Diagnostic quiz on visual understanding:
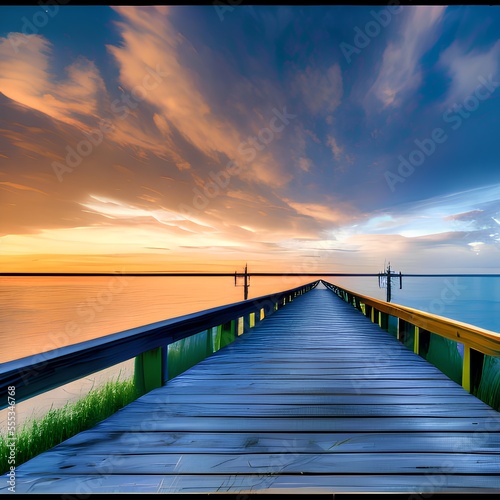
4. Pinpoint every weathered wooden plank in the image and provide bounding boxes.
[95,403,494,418]
[179,367,446,375]
[92,416,500,433]
[193,360,431,367]
[196,358,432,367]
[174,374,453,380]
[4,473,500,494]
[51,430,500,455]
[133,394,480,406]
[164,379,463,389]
[202,348,416,356]
[154,385,469,395]
[17,451,500,475]
[139,386,472,397]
